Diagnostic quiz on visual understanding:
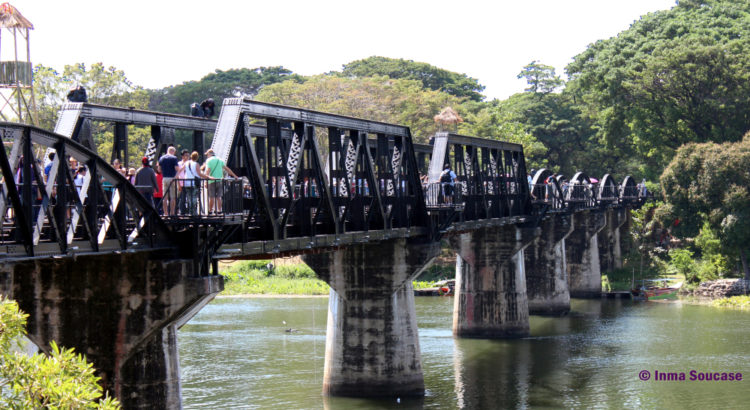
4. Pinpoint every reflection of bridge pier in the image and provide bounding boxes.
[0,252,222,409]
[525,214,574,315]
[567,210,607,298]
[453,338,533,409]
[303,238,438,397]
[450,225,538,338]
